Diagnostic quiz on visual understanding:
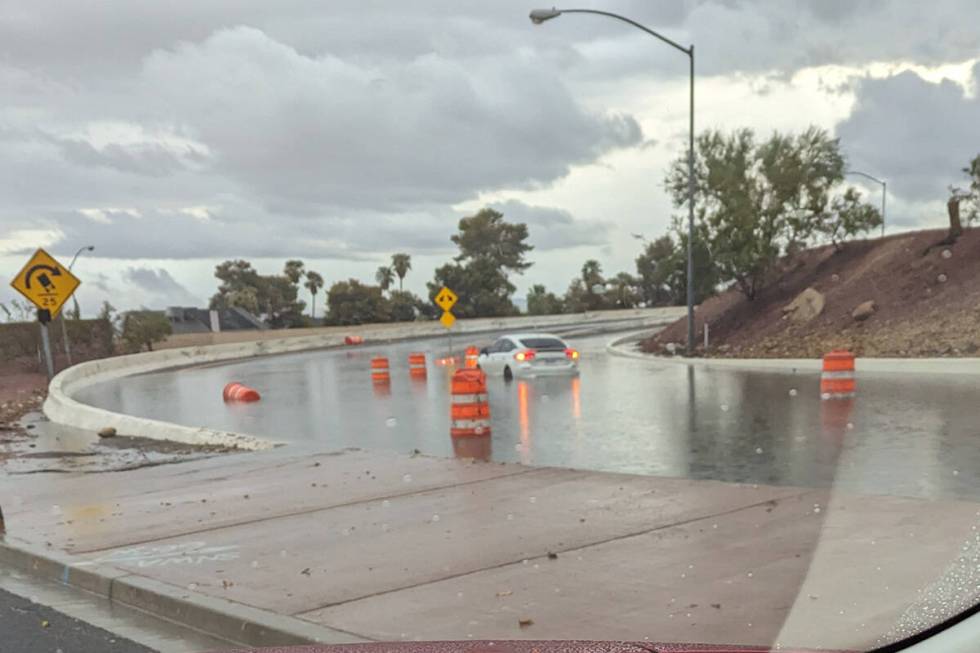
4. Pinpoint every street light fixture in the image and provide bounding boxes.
[529,7,697,354]
[61,245,95,366]
[846,170,887,238]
